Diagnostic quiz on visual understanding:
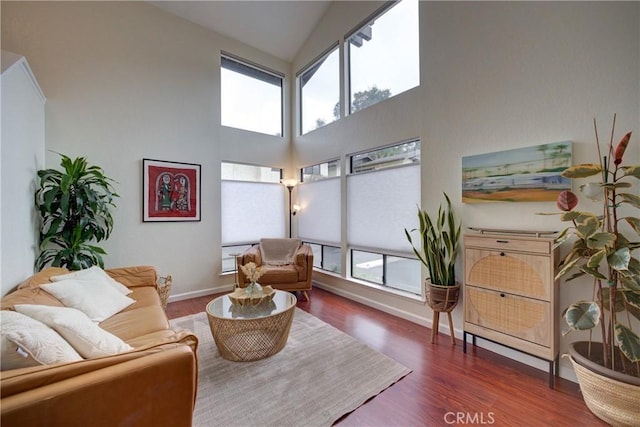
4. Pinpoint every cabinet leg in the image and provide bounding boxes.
[463,332,467,353]
[431,311,440,343]
[447,311,455,345]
